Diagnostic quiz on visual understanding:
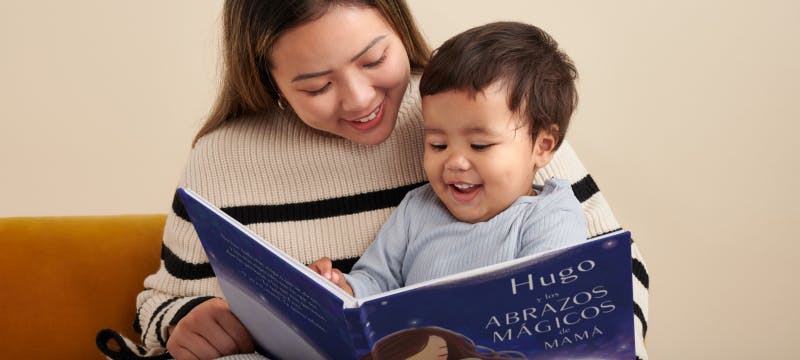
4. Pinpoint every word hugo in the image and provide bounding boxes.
[509,259,596,295]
